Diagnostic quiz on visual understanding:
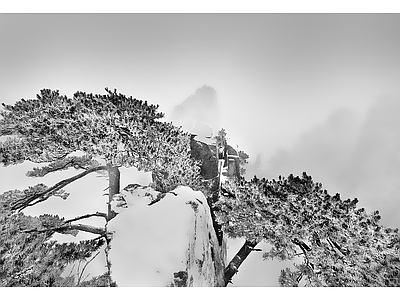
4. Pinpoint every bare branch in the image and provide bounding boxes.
[23,223,106,236]
[90,234,107,242]
[64,212,108,223]
[292,238,312,252]
[57,223,107,236]
[327,236,346,257]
